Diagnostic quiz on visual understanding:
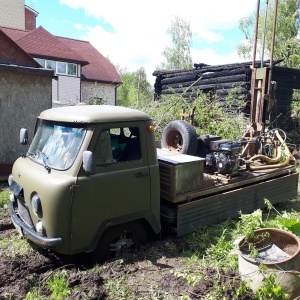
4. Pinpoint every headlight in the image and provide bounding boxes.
[31,194,42,217]
[8,174,13,187]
